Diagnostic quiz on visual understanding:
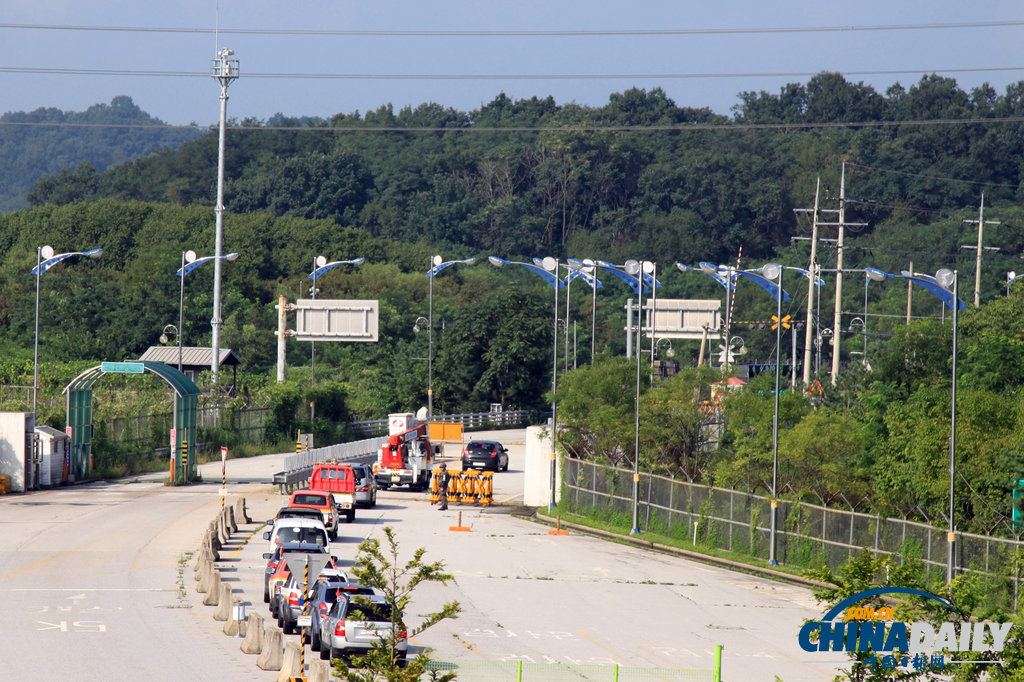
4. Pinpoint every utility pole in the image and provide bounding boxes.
[799,179,821,387]
[963,193,1000,307]
[209,47,239,382]
[829,162,868,386]
[830,166,846,387]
